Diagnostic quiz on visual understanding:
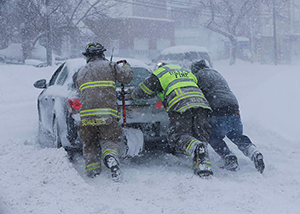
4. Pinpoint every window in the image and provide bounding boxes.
[56,66,69,85]
[116,67,150,87]
[49,63,65,86]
